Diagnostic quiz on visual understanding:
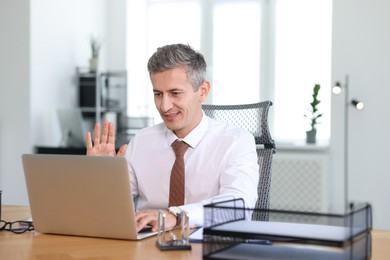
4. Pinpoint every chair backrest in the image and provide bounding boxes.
[202,101,276,221]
